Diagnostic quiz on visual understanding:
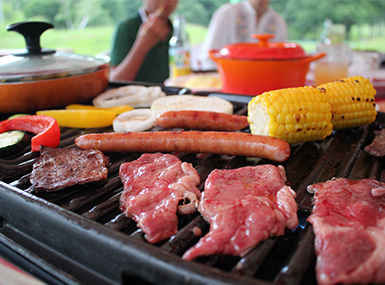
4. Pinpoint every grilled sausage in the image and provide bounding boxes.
[155,110,249,131]
[75,131,291,162]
